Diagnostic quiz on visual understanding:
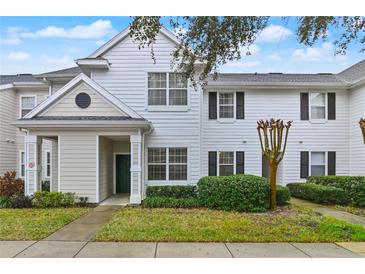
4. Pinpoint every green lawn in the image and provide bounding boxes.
[94,206,365,242]
[335,206,365,218]
[0,208,90,240]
